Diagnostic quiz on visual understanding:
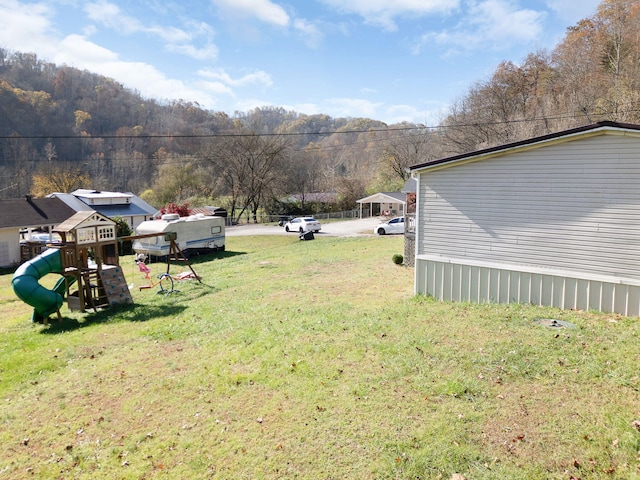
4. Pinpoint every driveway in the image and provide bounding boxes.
[226,217,383,237]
